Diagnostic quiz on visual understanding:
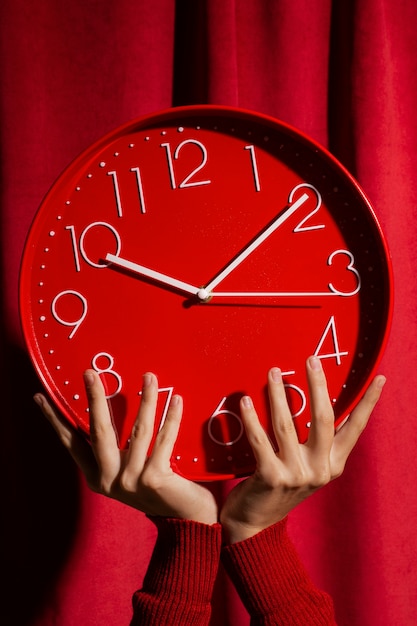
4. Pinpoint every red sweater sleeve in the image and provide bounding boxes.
[221,517,337,626]
[130,517,222,626]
